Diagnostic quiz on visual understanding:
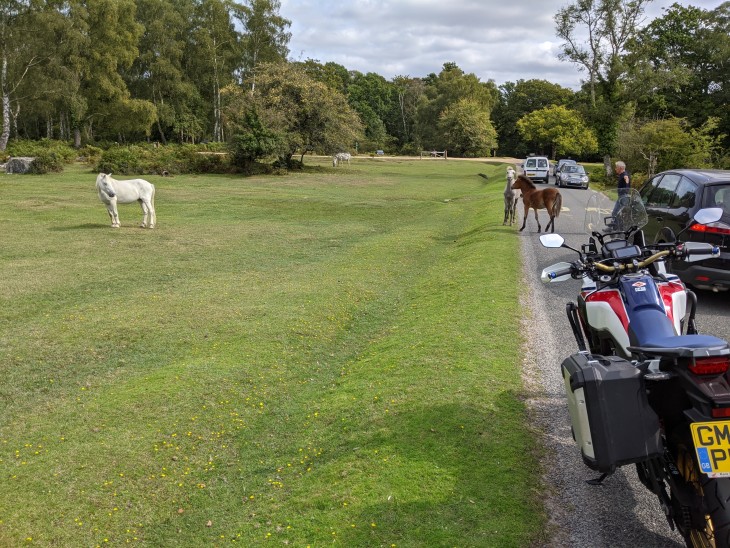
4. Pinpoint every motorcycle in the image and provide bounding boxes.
[540,189,730,547]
